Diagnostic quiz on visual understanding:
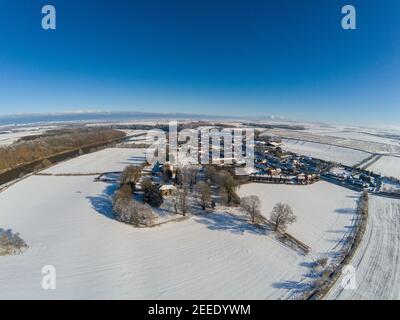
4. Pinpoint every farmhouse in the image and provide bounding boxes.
[267,141,282,148]
[159,184,176,196]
